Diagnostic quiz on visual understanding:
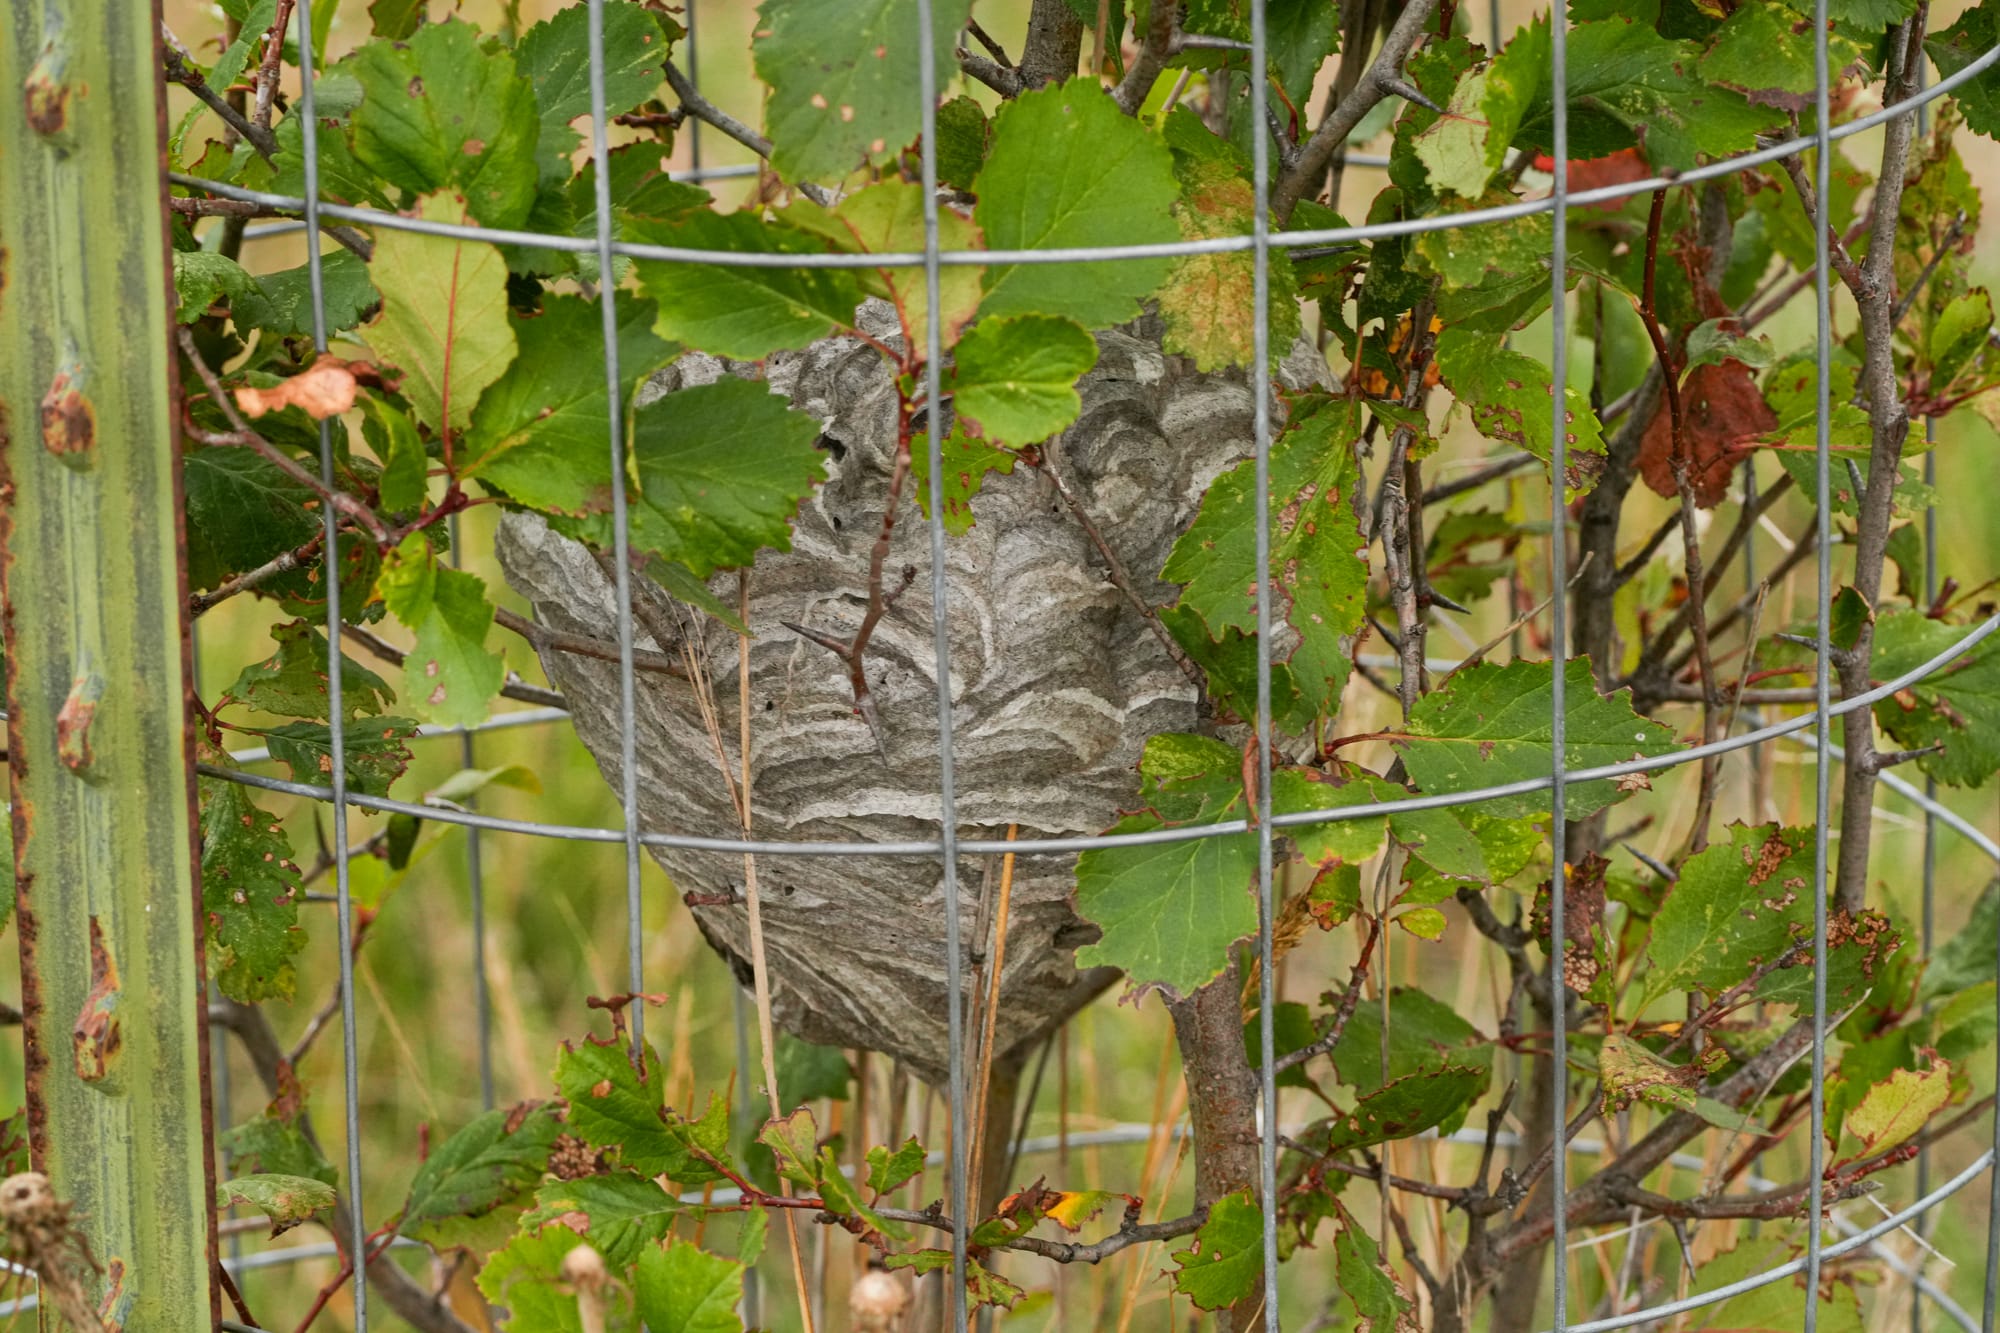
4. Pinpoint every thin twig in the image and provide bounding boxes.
[1112,0,1178,115]
[192,533,325,615]
[491,605,687,679]
[162,41,279,157]
[1272,919,1381,1074]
